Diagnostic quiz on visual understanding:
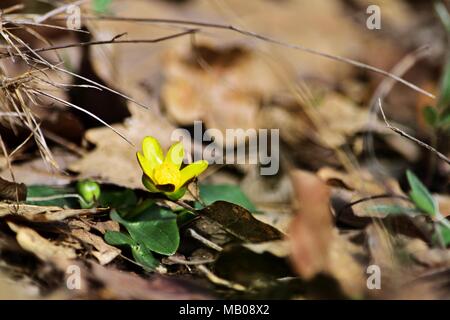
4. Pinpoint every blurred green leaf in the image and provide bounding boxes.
[423,106,438,127]
[198,184,256,212]
[93,0,112,13]
[438,113,450,128]
[26,185,79,208]
[439,57,450,109]
[406,170,439,217]
[432,223,450,247]
[111,204,179,255]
